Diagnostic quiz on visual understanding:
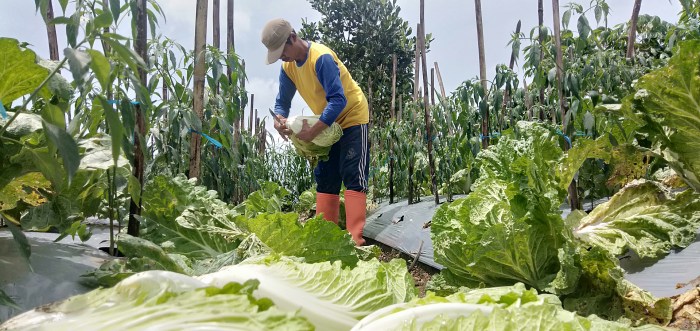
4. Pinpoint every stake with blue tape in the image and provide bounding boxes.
[190,128,223,149]
[0,100,8,119]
